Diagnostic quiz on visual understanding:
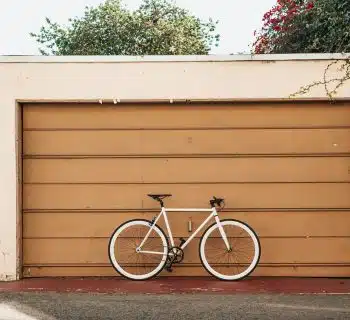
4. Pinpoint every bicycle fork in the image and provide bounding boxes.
[214,212,232,252]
